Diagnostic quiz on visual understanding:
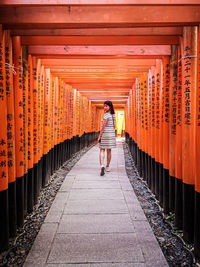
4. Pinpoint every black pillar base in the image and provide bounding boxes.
[16,176,24,228]
[175,178,183,229]
[27,167,34,213]
[155,160,160,199]
[169,175,175,212]
[159,163,164,206]
[194,191,200,258]
[24,172,28,217]
[0,189,9,252]
[151,158,155,194]
[183,183,195,243]
[163,168,170,214]
[8,181,17,237]
[147,155,151,188]
[33,163,39,205]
